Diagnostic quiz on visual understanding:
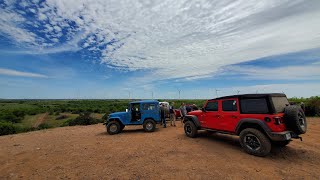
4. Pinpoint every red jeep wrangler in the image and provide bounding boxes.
[183,93,307,156]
